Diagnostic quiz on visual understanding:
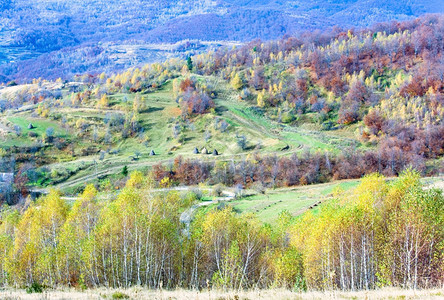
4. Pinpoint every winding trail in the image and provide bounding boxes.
[30,176,444,238]
[179,190,235,235]
[27,90,303,193]
[31,144,304,193]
